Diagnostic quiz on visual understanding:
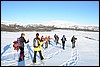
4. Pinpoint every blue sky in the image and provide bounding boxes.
[1,1,99,25]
